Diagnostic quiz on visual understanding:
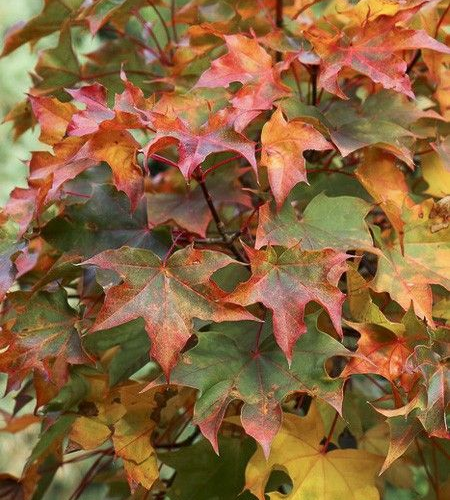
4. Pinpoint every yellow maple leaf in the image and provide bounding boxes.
[245,403,382,500]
